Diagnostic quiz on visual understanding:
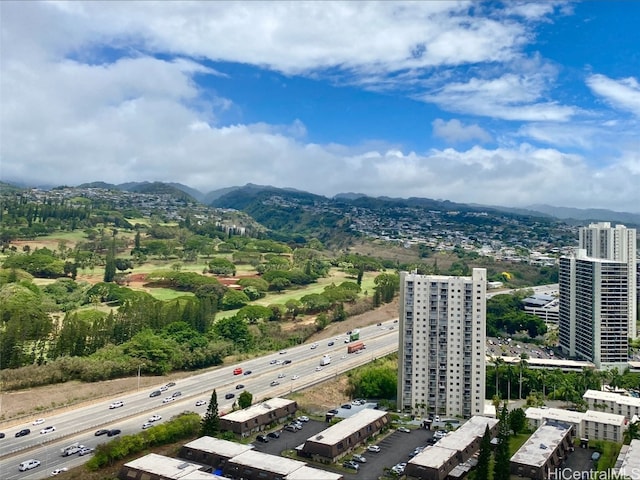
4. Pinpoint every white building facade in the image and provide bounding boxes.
[397,269,486,418]
[559,223,637,371]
